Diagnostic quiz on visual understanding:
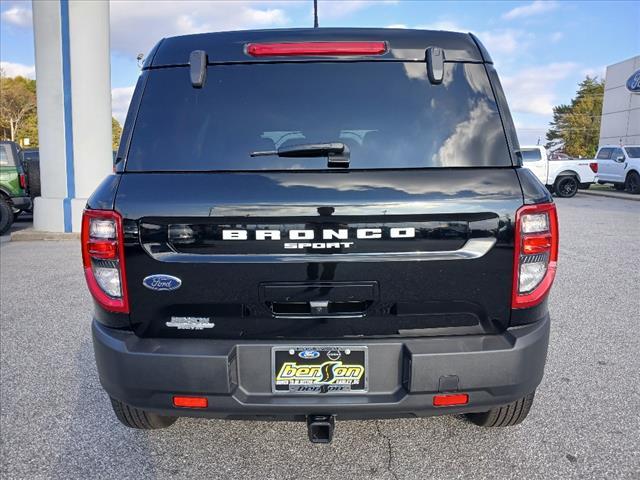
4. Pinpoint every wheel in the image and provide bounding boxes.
[24,158,41,198]
[553,176,578,198]
[625,171,640,194]
[0,196,14,235]
[109,397,177,429]
[466,391,535,427]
